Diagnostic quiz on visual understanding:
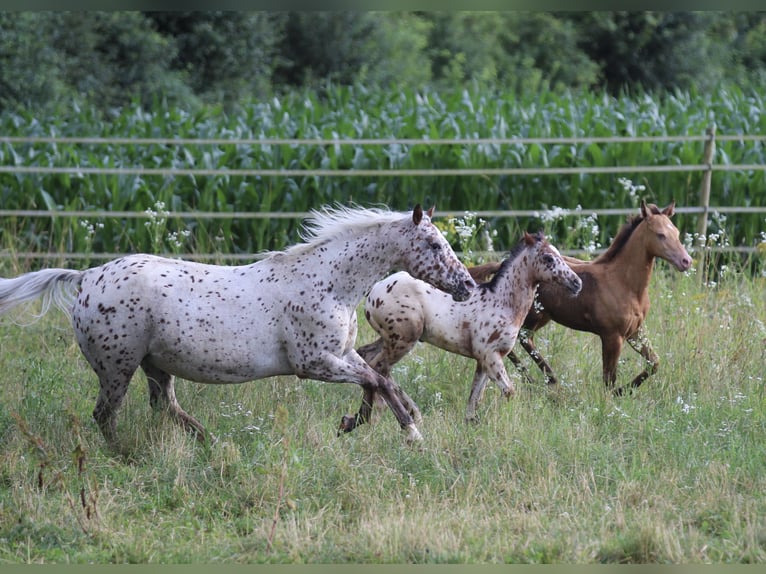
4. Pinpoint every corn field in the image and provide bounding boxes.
[1,84,765,265]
